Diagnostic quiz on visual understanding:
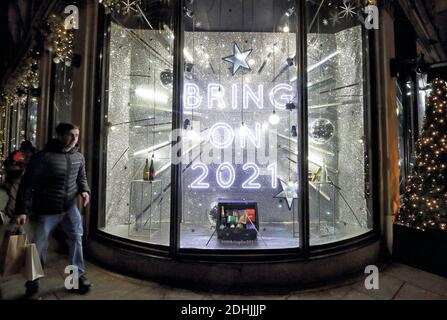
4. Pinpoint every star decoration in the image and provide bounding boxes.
[222,43,253,75]
[274,179,298,210]
[339,1,357,19]
[121,0,139,14]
